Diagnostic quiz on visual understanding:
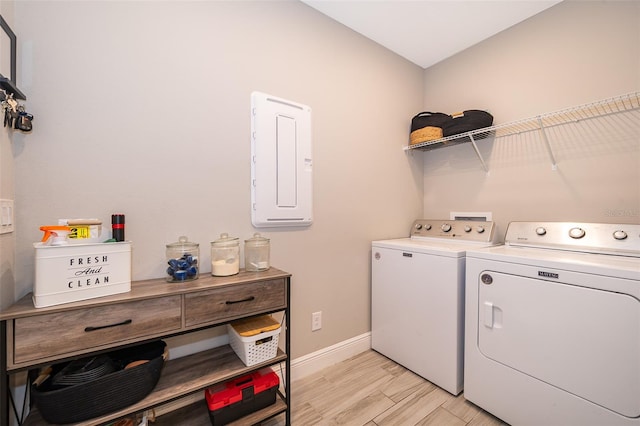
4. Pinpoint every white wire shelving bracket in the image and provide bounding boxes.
[404,91,640,172]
